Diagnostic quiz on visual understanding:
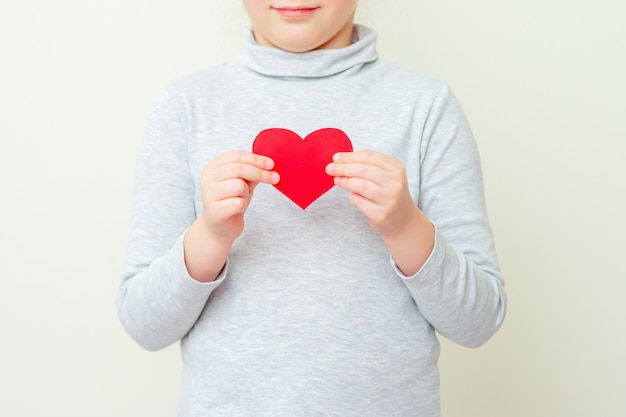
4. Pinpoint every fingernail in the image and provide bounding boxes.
[271,172,280,184]
[333,153,342,162]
